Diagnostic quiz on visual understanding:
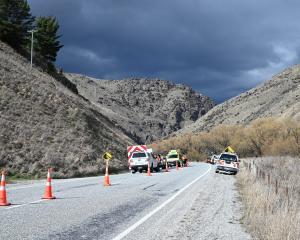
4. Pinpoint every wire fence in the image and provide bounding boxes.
[243,160,292,209]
